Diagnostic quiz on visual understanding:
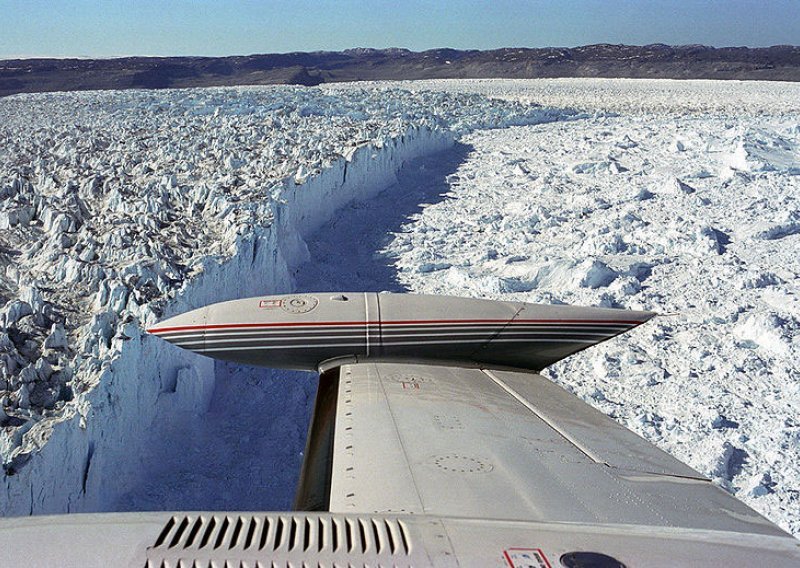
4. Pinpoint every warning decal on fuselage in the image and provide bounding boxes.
[503,548,552,568]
